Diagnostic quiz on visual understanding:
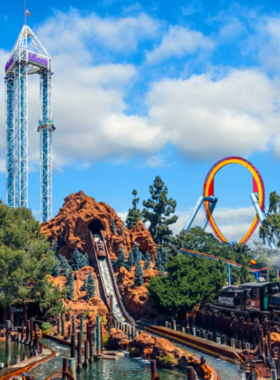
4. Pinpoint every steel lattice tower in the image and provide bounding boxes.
[5,24,55,222]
